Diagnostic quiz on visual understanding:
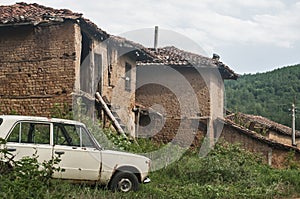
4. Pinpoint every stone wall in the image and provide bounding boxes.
[0,21,78,116]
